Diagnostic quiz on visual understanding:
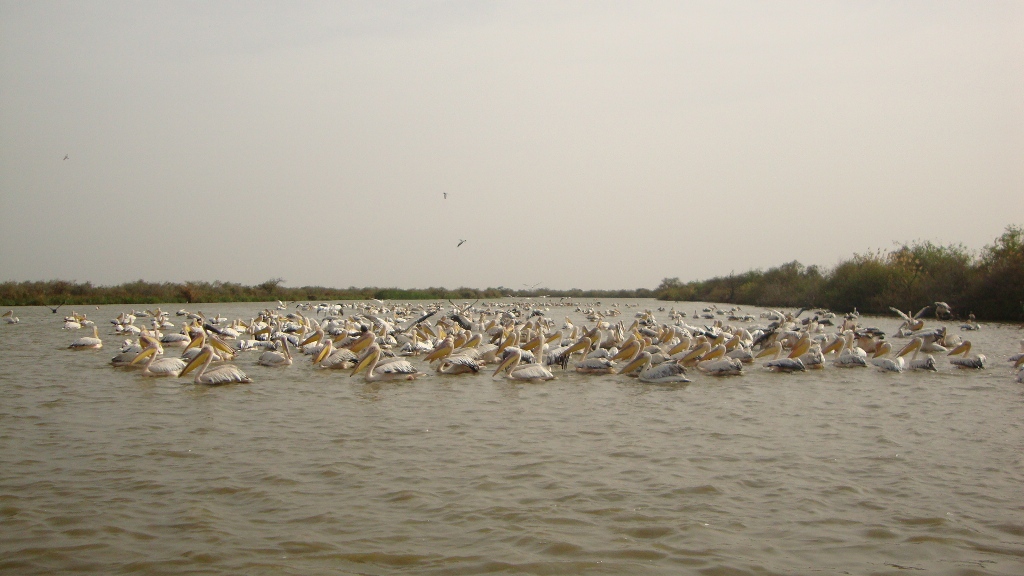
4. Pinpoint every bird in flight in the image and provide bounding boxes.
[457,239,466,247]
[63,155,69,160]
[443,192,447,199]
[47,302,64,313]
